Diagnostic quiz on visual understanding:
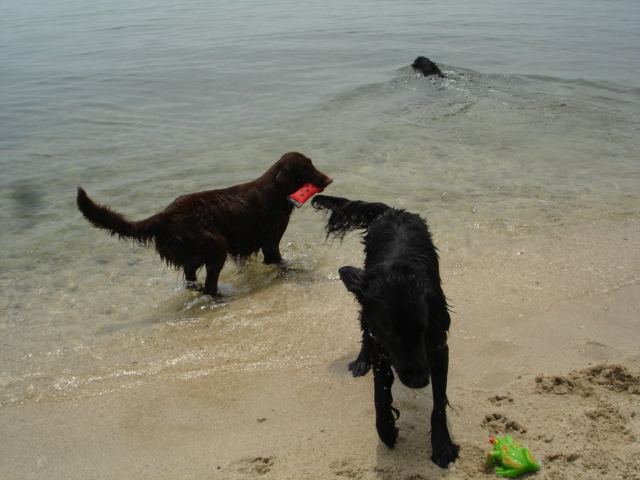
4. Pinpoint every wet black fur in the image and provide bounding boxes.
[411,56,444,77]
[312,194,459,468]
